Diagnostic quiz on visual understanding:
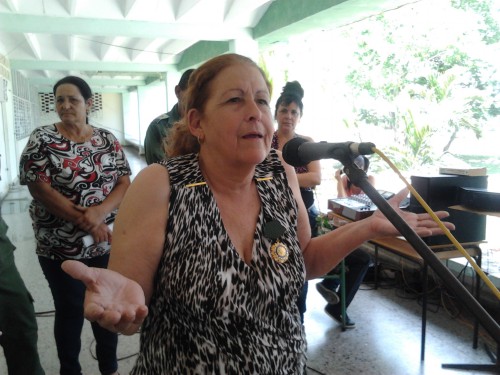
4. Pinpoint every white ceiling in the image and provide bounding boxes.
[0,0,412,92]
